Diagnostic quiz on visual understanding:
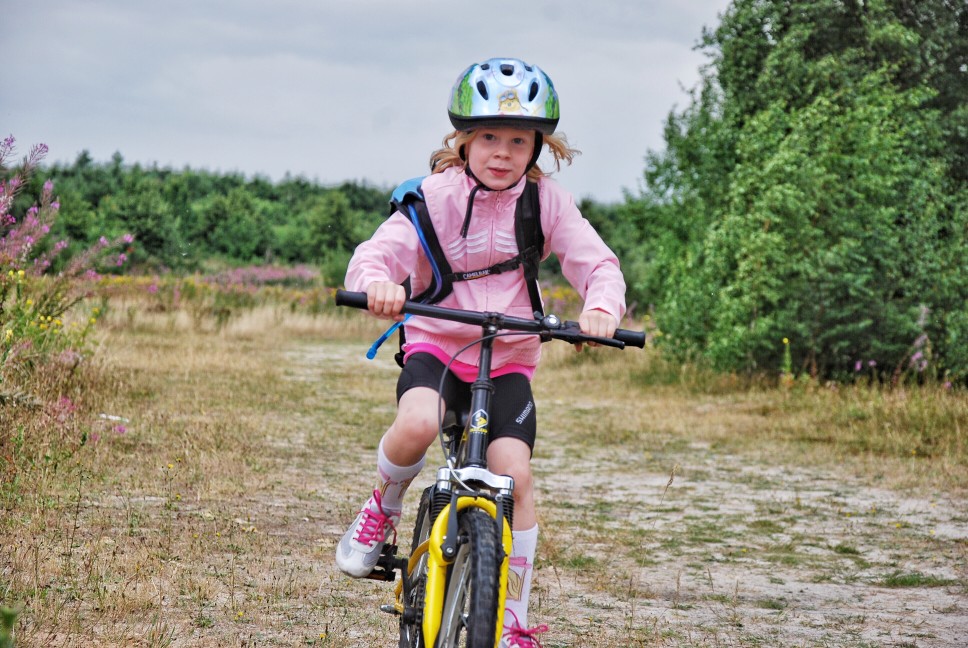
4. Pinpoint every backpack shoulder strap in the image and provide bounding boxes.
[389,176,425,215]
[514,181,545,318]
[389,177,453,305]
